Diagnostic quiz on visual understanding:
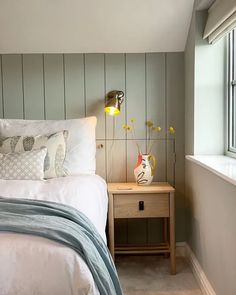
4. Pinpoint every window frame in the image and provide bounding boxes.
[226,30,236,158]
